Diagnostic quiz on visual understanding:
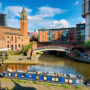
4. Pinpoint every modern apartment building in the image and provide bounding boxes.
[38,23,85,44]
[82,0,90,42]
